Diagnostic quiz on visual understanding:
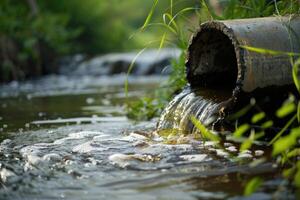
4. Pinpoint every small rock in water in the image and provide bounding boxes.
[237,152,253,160]
[226,146,238,153]
[254,150,264,157]
[215,149,229,158]
[224,142,233,147]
